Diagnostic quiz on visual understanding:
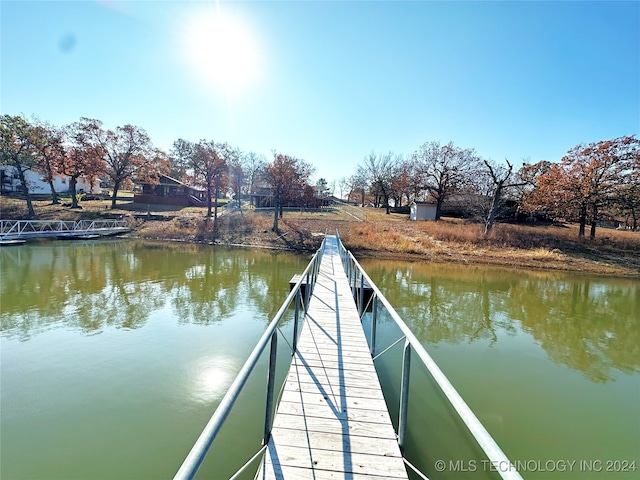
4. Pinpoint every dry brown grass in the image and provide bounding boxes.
[327,208,640,276]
